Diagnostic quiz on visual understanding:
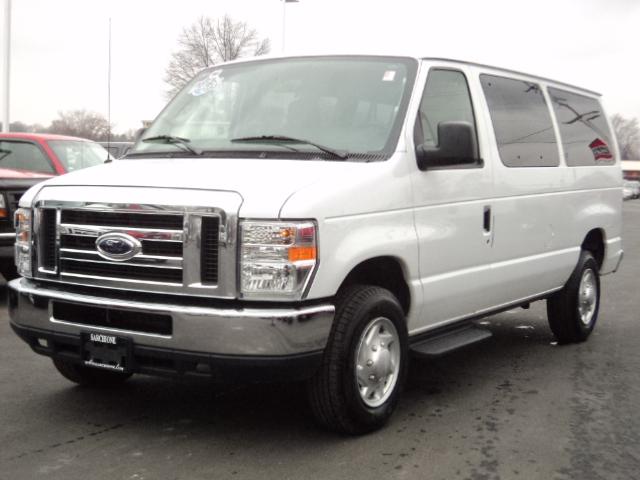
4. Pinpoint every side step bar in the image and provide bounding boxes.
[410,325,492,358]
